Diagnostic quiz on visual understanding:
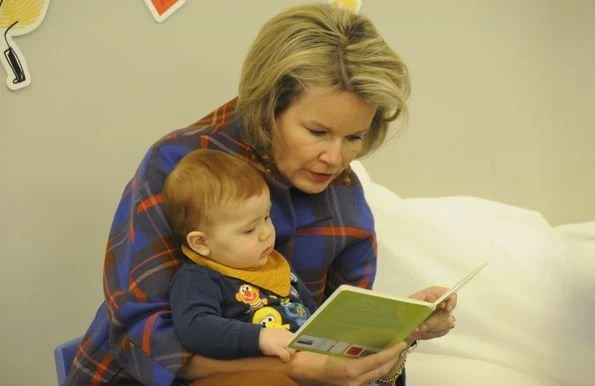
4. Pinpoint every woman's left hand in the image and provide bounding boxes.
[407,286,458,341]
